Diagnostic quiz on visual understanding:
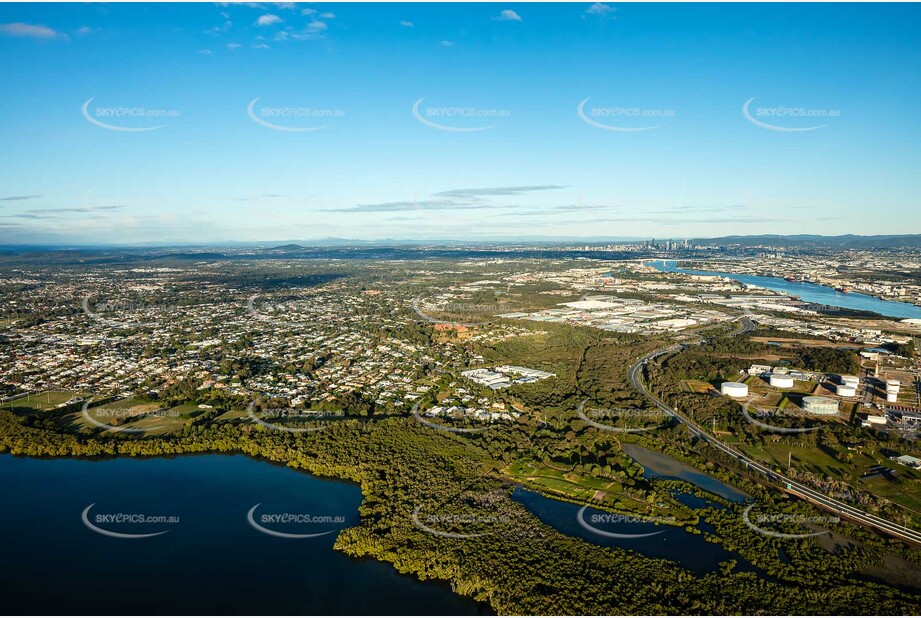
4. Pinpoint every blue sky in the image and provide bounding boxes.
[0,2,919,245]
